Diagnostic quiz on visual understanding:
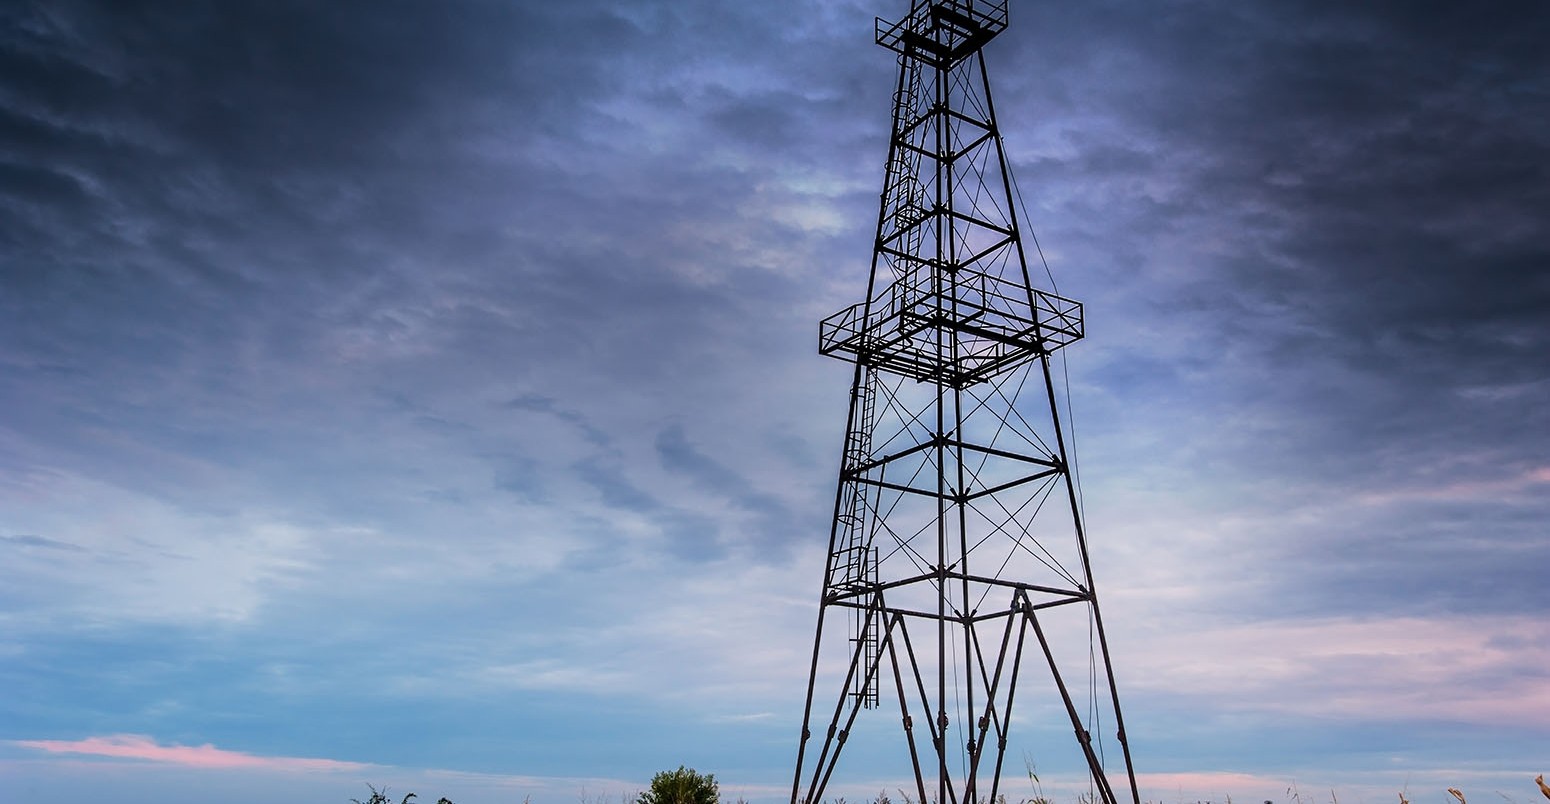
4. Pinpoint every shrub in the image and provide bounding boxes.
[638,765,719,804]
[350,784,452,804]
